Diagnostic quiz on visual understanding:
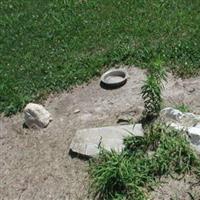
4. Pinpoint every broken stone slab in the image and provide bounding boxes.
[187,127,200,146]
[165,122,200,154]
[160,107,200,127]
[179,113,200,127]
[158,107,200,154]
[191,144,200,155]
[167,122,186,131]
[160,107,183,121]
[187,127,200,154]
[24,103,52,128]
[69,124,144,157]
